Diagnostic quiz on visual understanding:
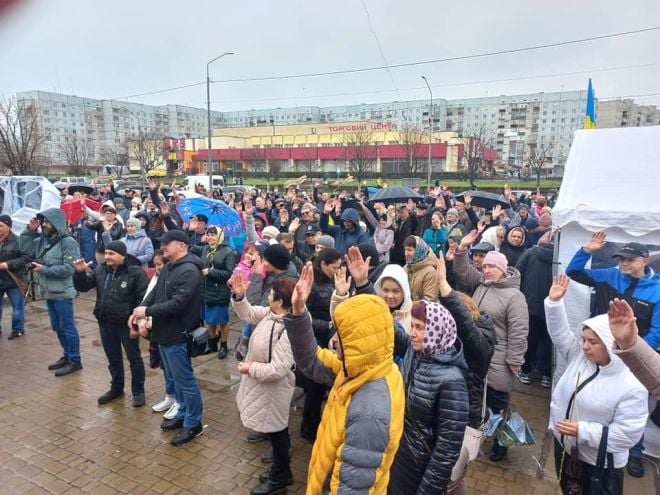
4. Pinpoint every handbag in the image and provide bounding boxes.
[187,326,210,358]
[588,425,615,495]
[451,378,489,481]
